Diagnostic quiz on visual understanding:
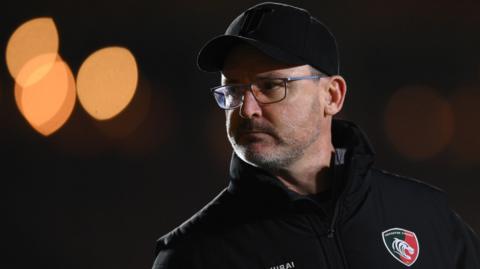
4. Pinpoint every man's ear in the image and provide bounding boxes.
[324,75,347,116]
